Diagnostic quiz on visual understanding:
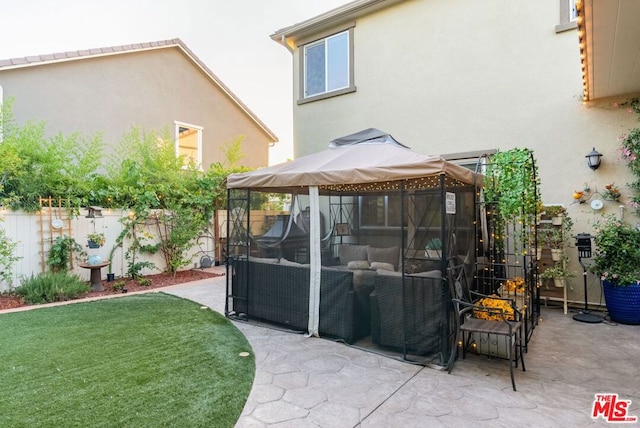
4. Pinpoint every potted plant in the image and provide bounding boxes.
[87,232,105,249]
[546,228,566,261]
[544,205,566,225]
[106,244,119,281]
[539,211,573,261]
[590,216,640,324]
[540,257,577,288]
[424,238,442,259]
[105,223,131,282]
